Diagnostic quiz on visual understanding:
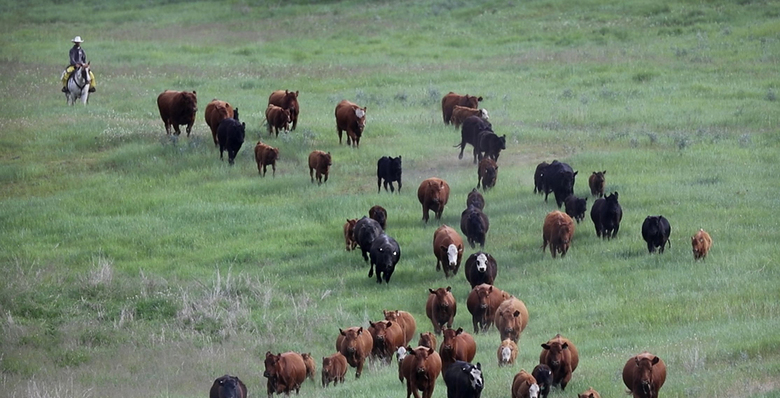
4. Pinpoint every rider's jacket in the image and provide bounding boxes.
[69,45,86,66]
